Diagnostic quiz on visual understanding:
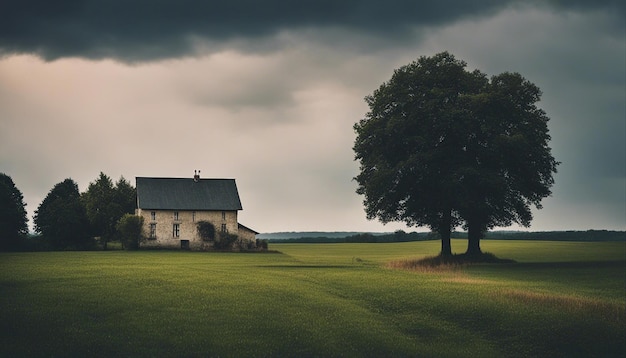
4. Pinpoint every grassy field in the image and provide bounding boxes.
[1,239,624,357]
